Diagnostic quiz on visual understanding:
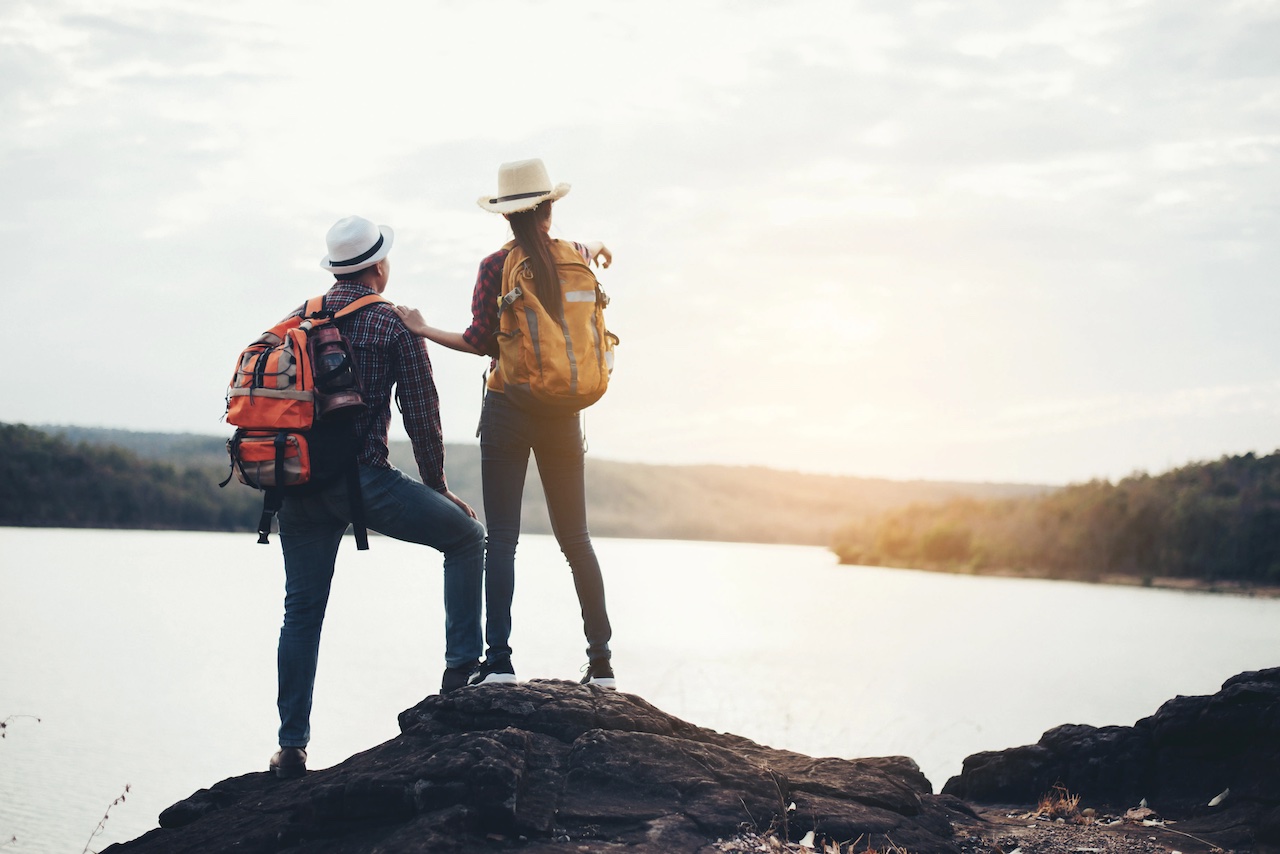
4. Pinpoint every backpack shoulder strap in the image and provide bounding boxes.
[549,239,593,267]
[303,295,327,318]
[333,293,391,319]
[295,293,389,329]
[497,245,524,304]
